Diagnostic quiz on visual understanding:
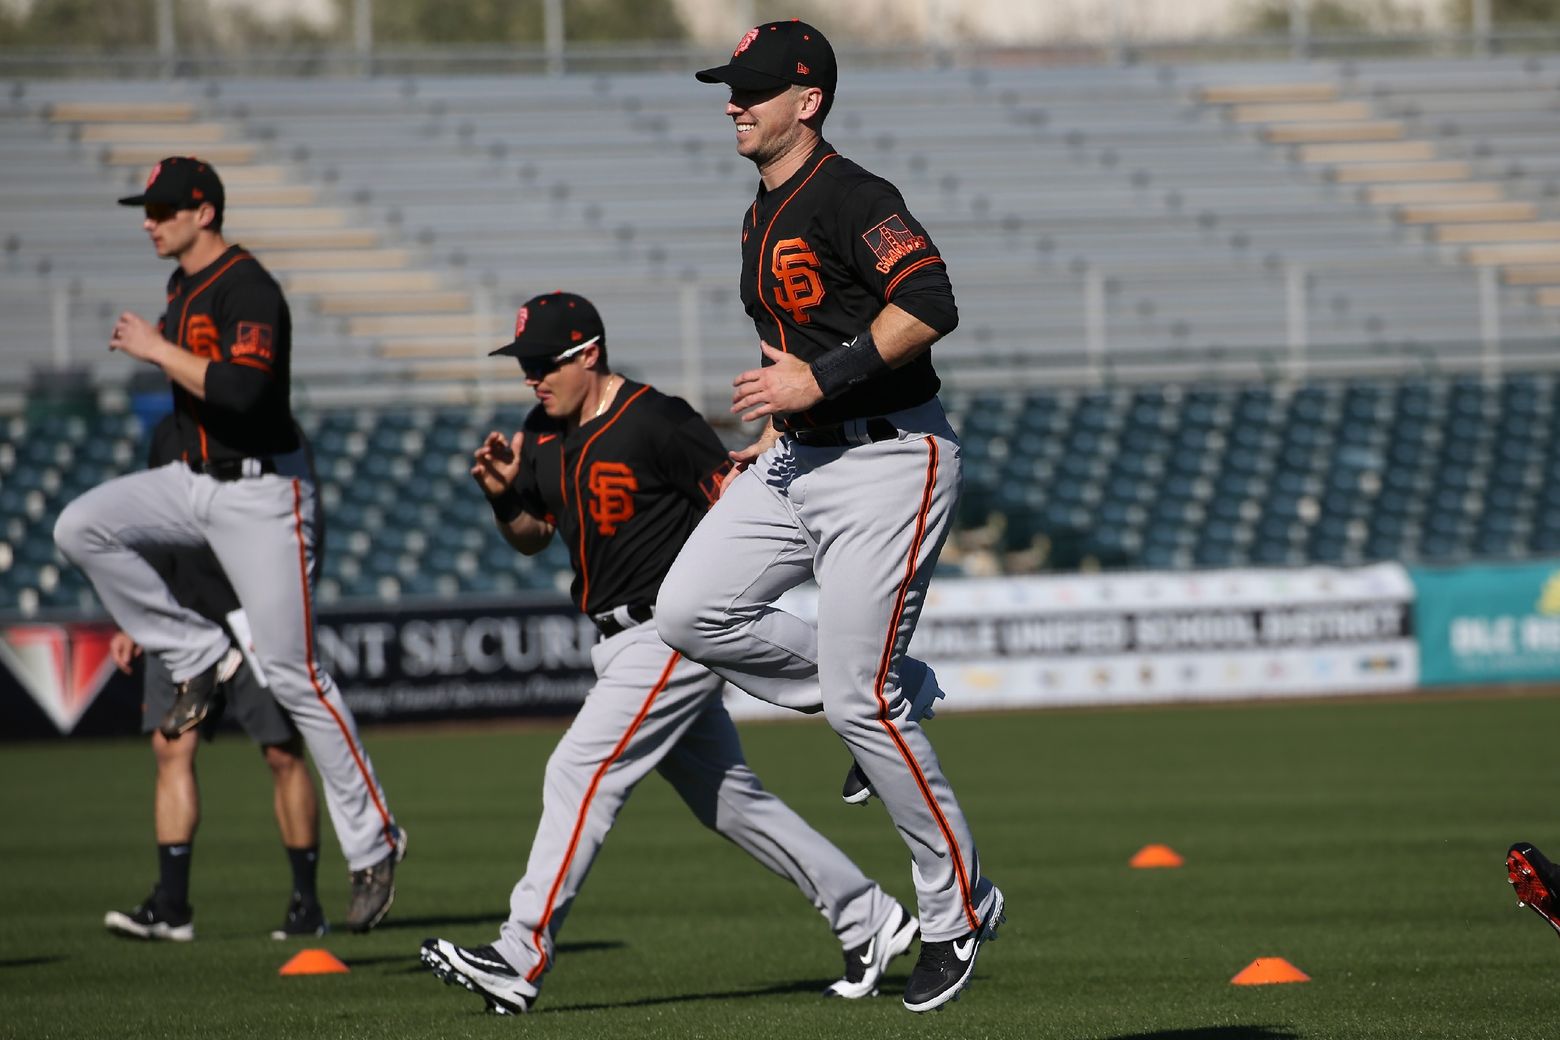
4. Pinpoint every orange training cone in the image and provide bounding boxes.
[1230,957,1310,985]
[279,948,351,976]
[1130,844,1185,868]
